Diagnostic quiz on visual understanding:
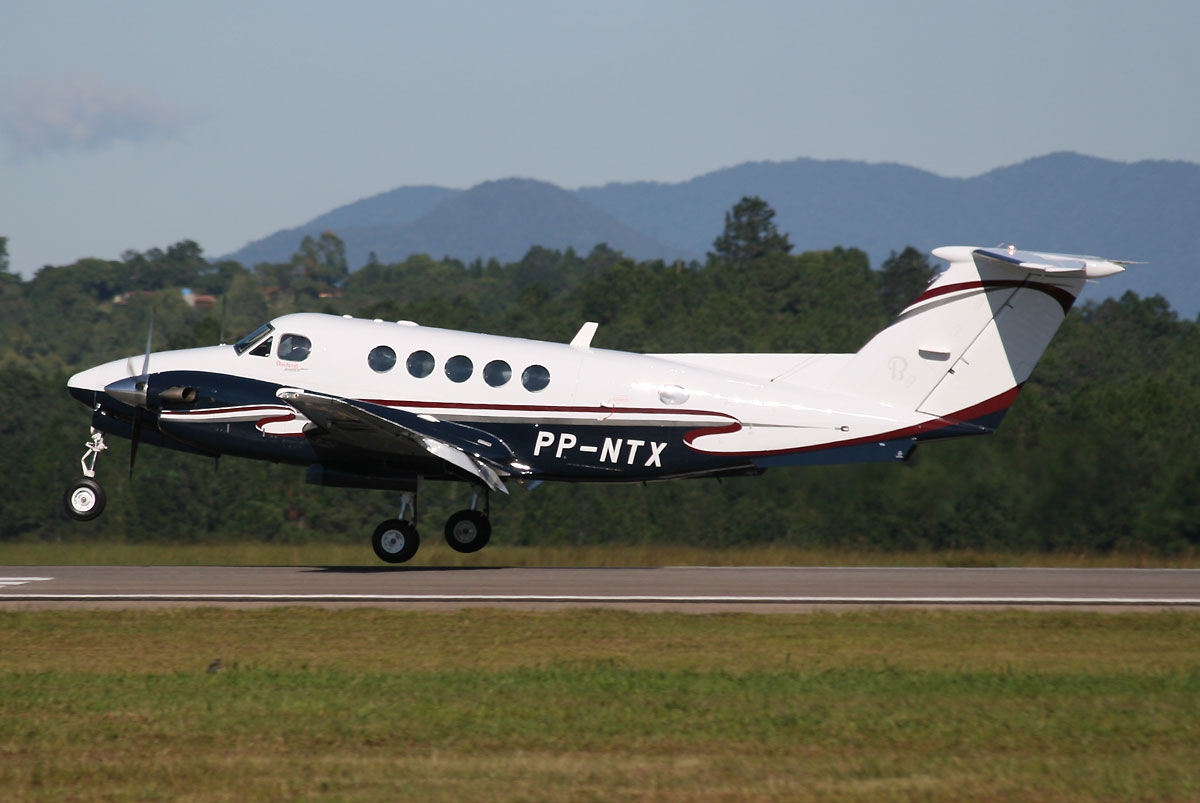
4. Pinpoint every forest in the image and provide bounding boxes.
[1,198,1197,555]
